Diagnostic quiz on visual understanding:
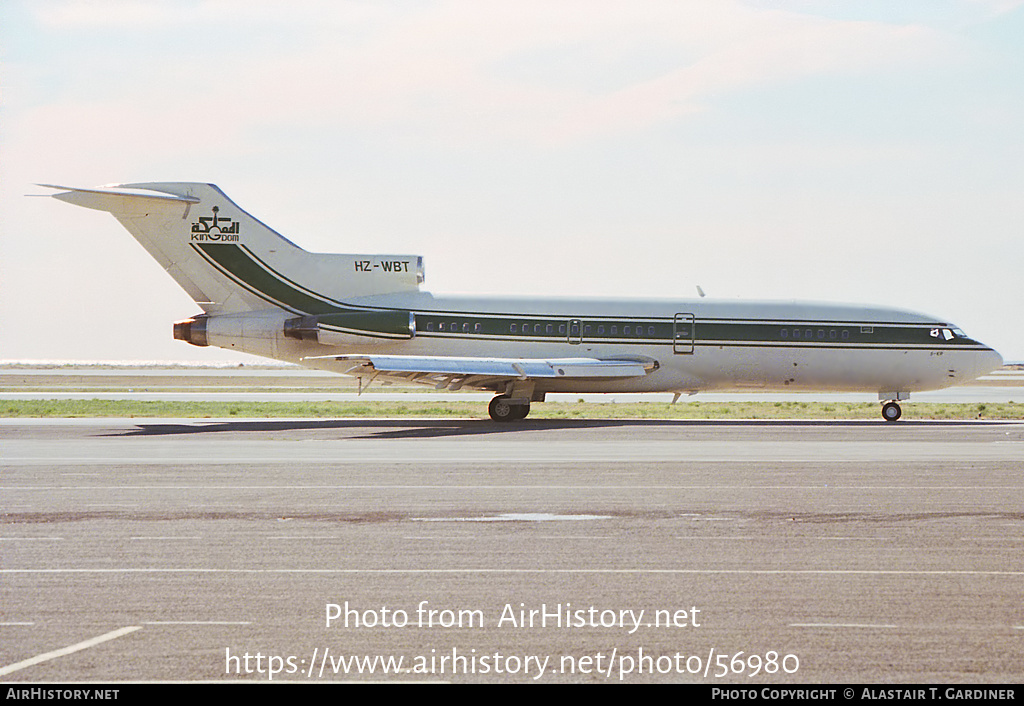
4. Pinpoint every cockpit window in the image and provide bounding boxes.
[931,327,962,341]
